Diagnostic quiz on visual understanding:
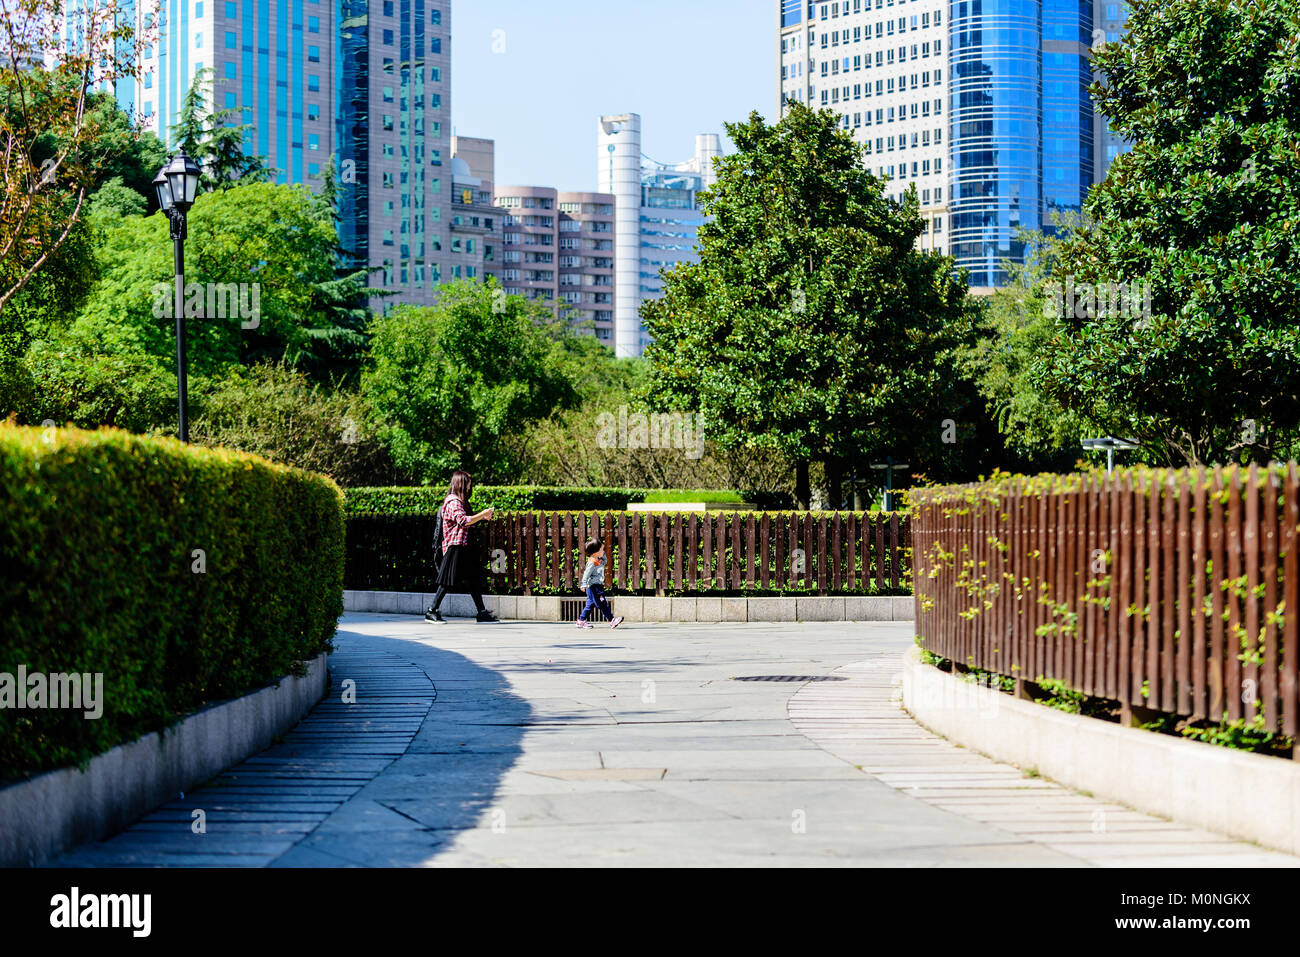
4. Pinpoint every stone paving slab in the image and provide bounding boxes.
[788,658,1299,867]
[50,615,1300,867]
